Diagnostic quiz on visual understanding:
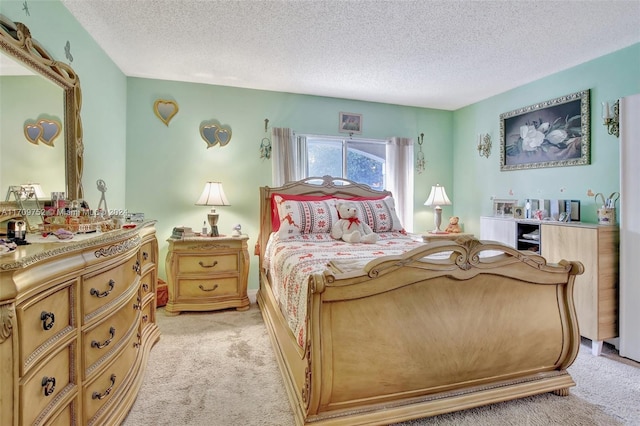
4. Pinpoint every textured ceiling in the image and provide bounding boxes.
[61,0,640,110]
